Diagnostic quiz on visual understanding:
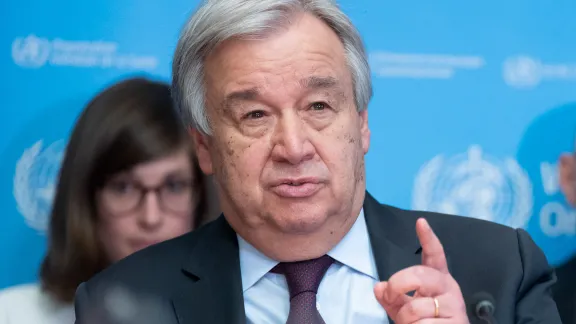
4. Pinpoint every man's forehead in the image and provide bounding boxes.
[220,75,344,103]
[229,75,340,91]
[299,76,339,89]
